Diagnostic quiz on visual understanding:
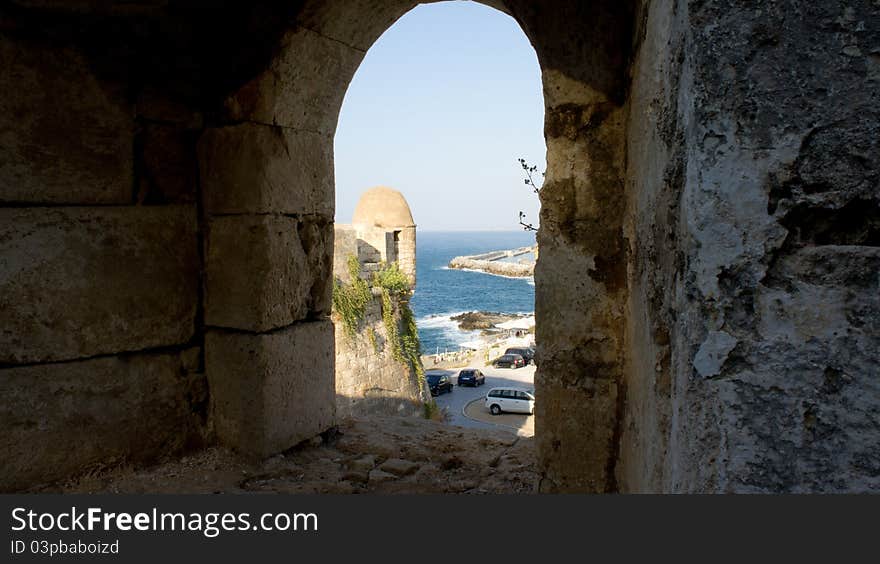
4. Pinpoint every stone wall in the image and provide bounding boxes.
[0,28,209,490]
[0,0,876,492]
[620,0,880,492]
[334,296,427,419]
[332,224,426,418]
[0,2,338,489]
